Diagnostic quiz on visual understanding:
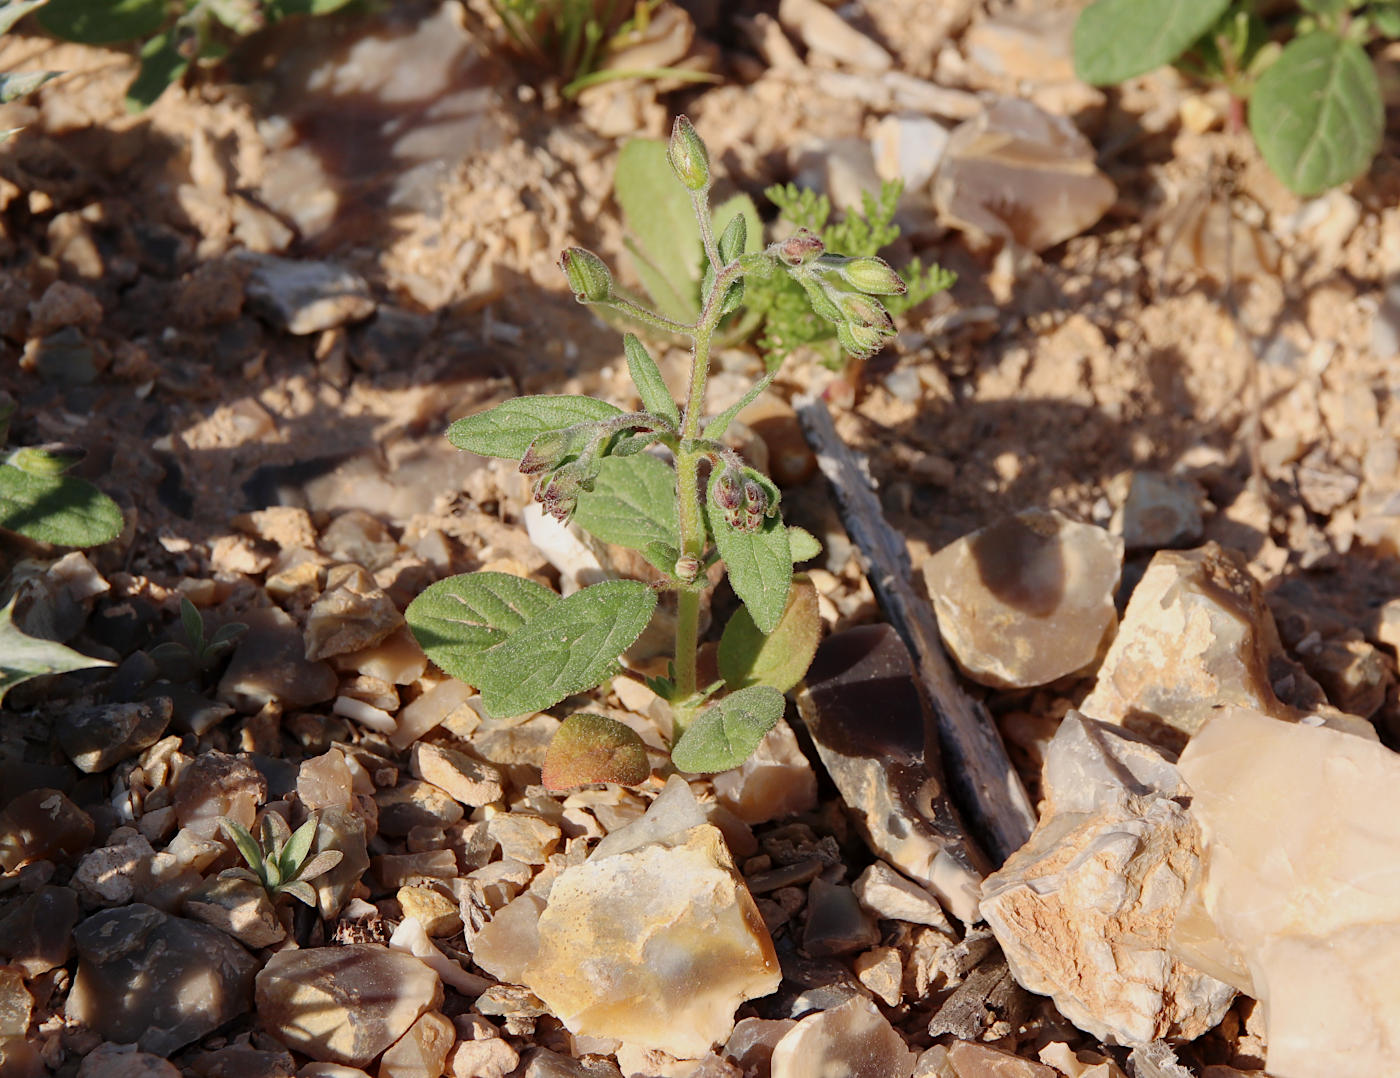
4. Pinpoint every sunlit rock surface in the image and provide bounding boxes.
[254,945,442,1066]
[980,714,1235,1046]
[922,509,1122,689]
[1175,707,1400,1077]
[769,995,914,1078]
[711,719,818,825]
[797,624,988,924]
[917,1039,1058,1077]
